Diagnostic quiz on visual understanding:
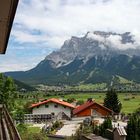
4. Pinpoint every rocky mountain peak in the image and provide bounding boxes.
[5,31,140,85]
[45,31,139,68]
